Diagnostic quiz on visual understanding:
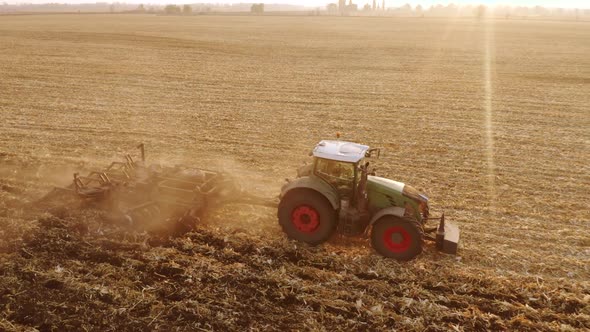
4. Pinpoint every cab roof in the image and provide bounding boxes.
[312,140,369,163]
